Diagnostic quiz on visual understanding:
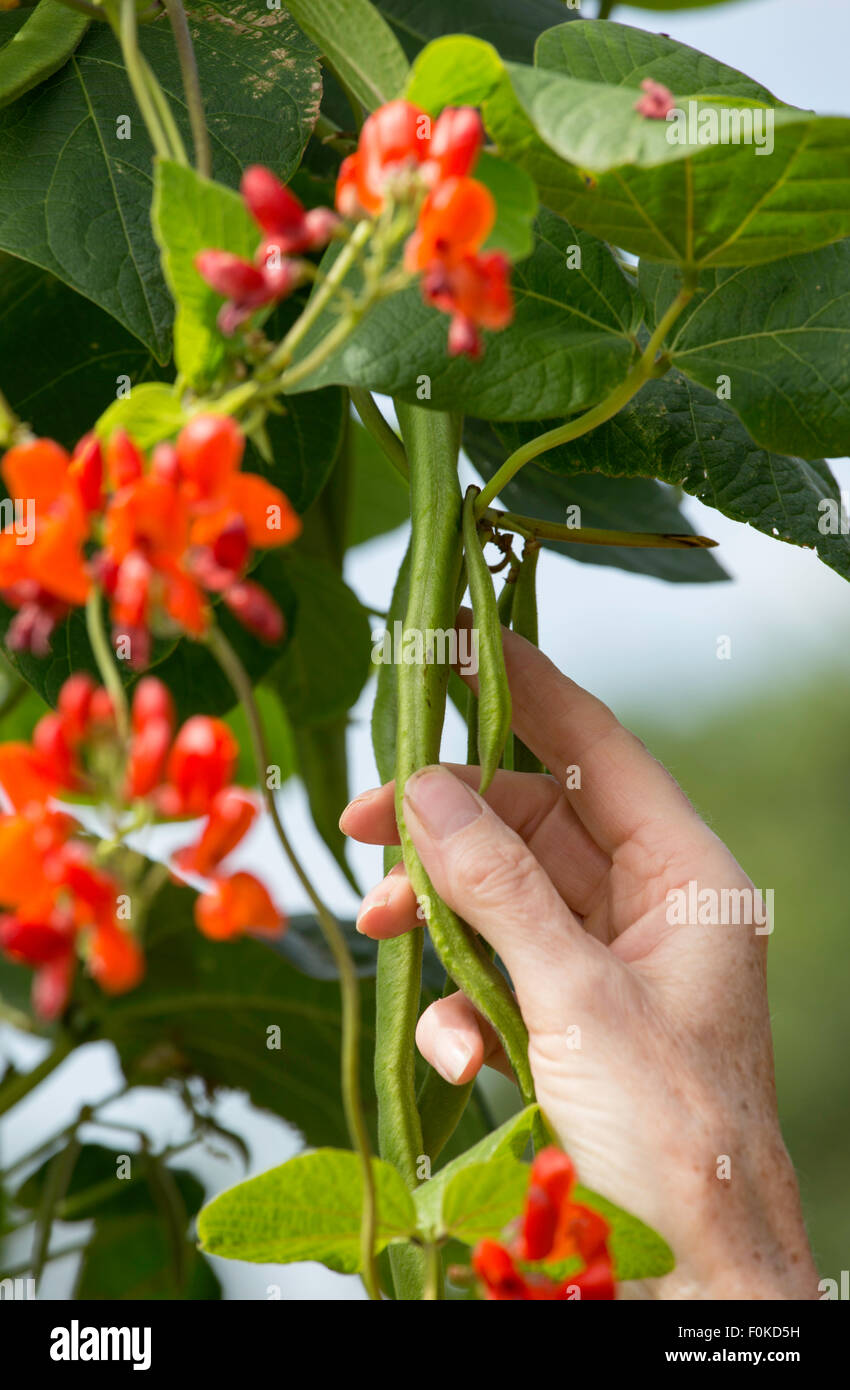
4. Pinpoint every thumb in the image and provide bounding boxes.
[403,765,600,1032]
